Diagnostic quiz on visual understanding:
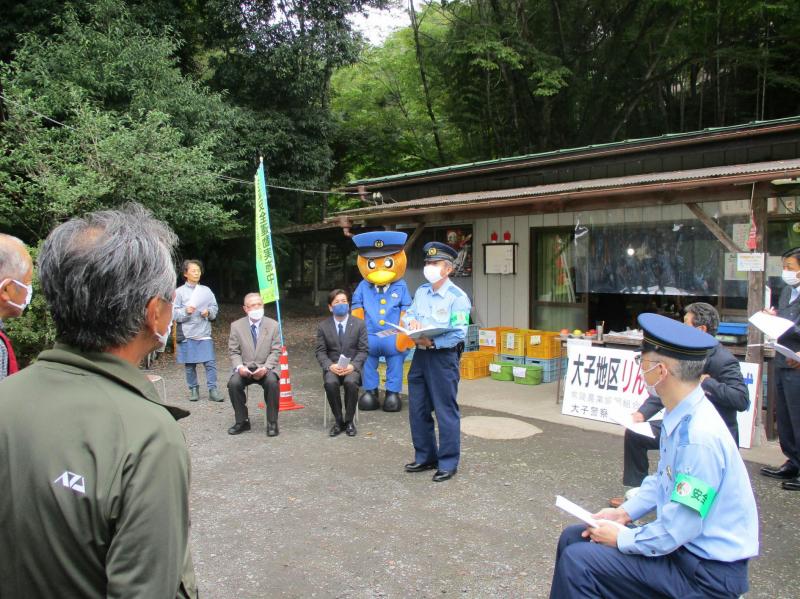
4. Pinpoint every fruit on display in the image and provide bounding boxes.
[560,328,570,336]
[573,329,583,336]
